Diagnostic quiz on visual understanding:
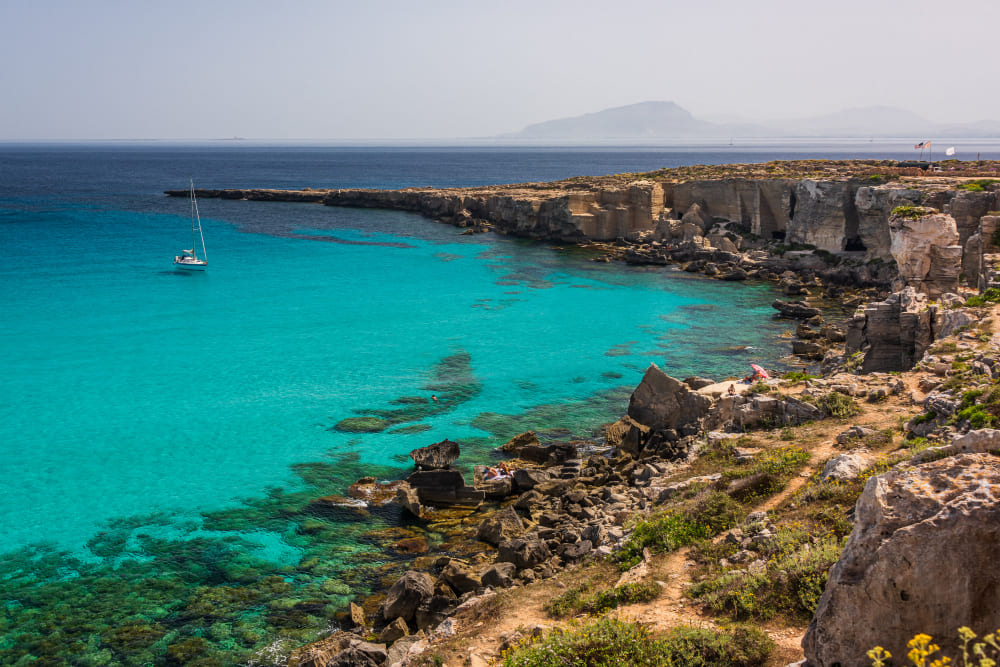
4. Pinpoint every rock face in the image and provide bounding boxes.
[845,288,932,373]
[854,186,923,261]
[787,180,861,252]
[803,452,1000,667]
[627,364,713,441]
[845,287,974,373]
[888,209,961,297]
